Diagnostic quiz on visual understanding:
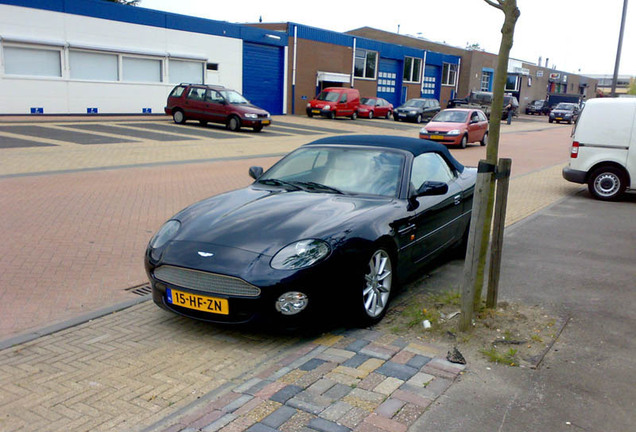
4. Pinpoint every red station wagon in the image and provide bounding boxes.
[165,84,271,132]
